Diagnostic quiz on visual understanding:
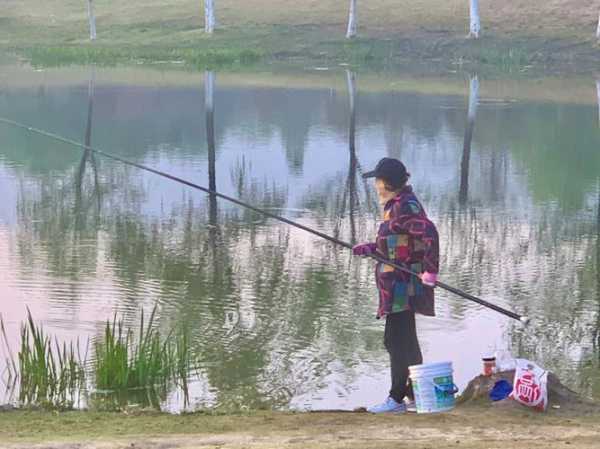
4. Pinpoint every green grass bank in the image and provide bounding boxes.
[1,0,599,72]
[2,405,600,449]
